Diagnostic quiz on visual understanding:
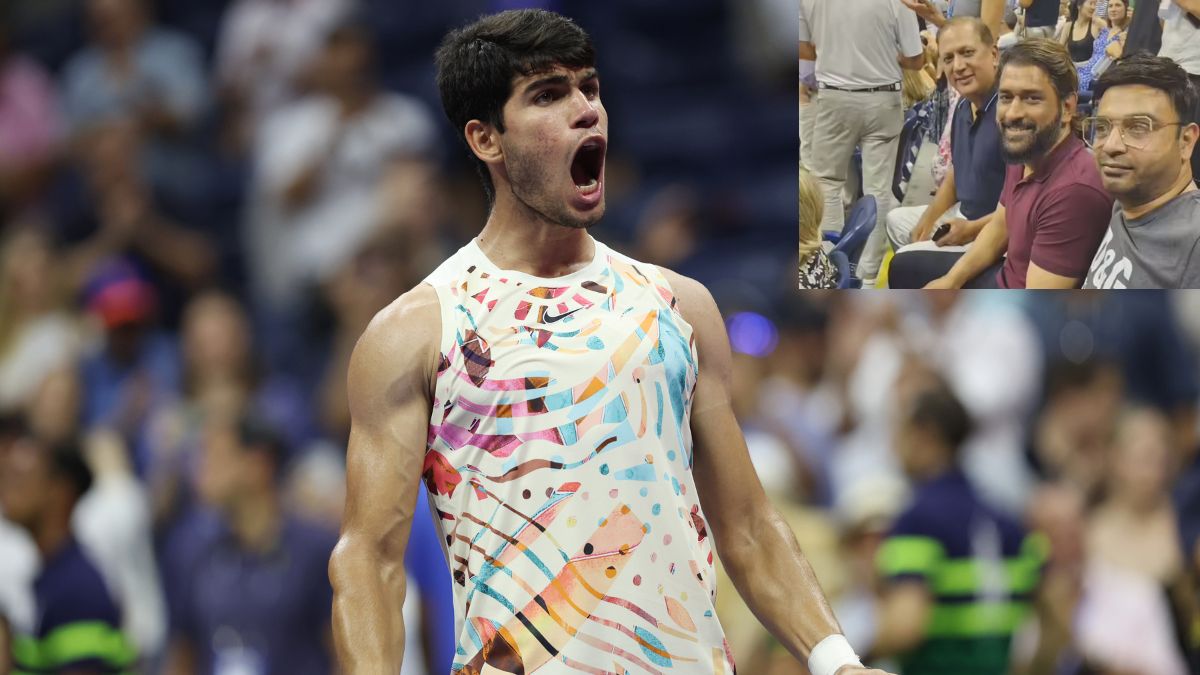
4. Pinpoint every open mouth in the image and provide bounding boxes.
[570,138,605,193]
